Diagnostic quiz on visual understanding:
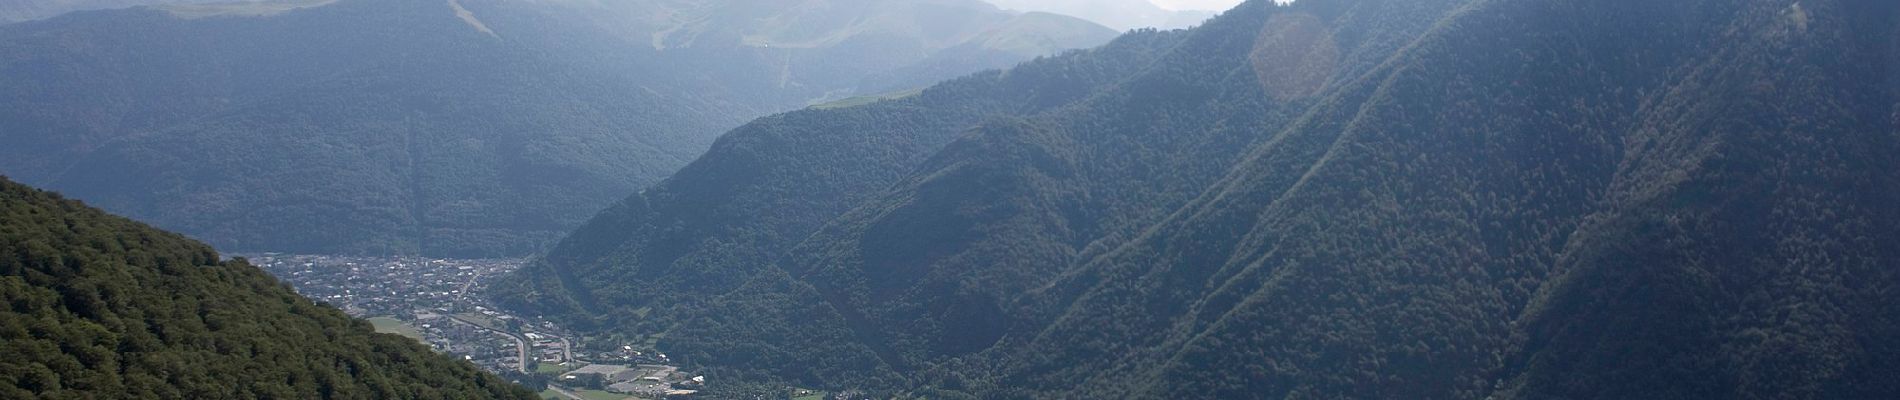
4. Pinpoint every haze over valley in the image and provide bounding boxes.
[0,0,1114,257]
[981,0,1240,29]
